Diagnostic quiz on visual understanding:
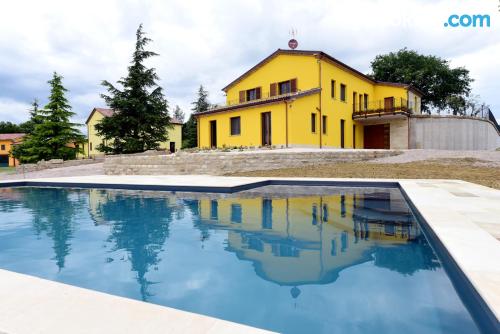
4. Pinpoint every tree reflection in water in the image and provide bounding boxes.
[96,190,176,301]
